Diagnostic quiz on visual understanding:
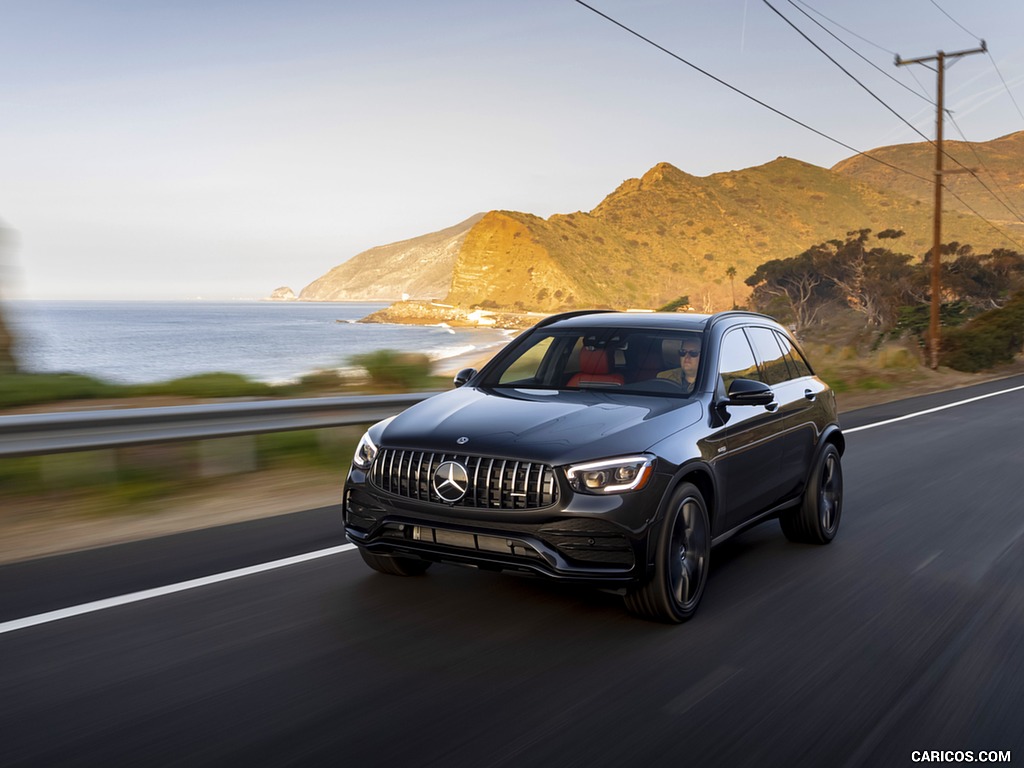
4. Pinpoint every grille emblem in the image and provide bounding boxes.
[456,436,469,445]
[433,461,469,503]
